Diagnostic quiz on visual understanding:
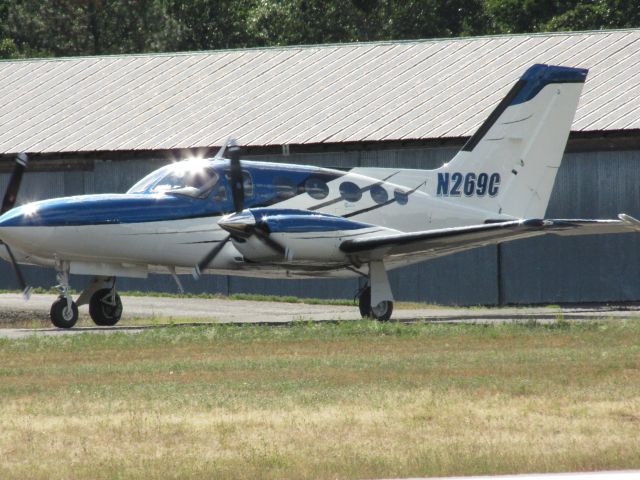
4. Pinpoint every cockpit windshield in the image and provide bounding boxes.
[127,160,219,198]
